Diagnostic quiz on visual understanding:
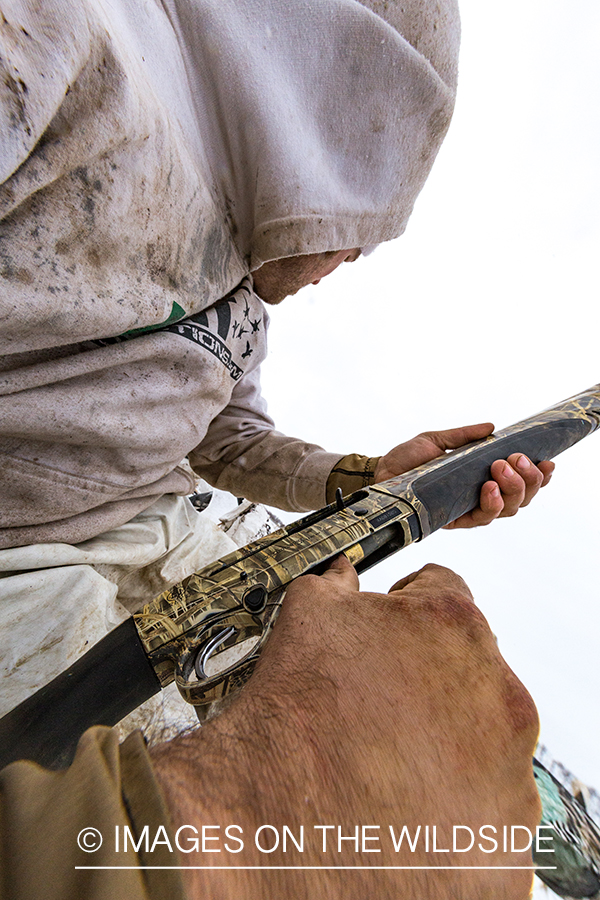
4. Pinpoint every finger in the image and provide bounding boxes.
[443,481,504,529]
[506,454,546,507]
[388,562,473,602]
[320,553,360,591]
[538,460,555,486]
[445,458,555,529]
[488,458,529,516]
[386,569,421,592]
[506,455,555,501]
[420,422,494,453]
